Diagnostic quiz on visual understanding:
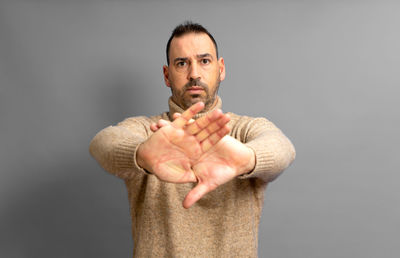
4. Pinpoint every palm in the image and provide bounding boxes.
[141,124,202,183]
[183,136,254,208]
